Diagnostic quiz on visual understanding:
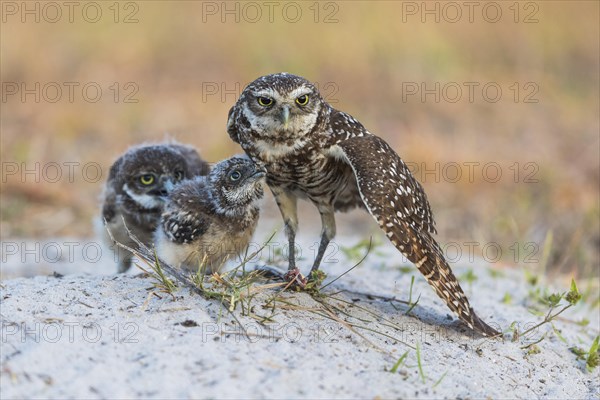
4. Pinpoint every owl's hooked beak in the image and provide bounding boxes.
[248,163,267,182]
[280,106,290,129]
